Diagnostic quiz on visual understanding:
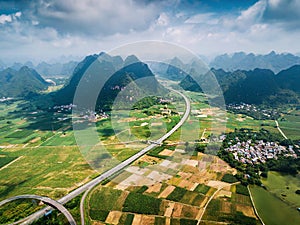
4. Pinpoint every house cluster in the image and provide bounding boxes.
[110,85,126,91]
[53,104,76,112]
[159,98,172,104]
[0,97,13,102]
[82,110,108,122]
[227,103,279,118]
[224,138,297,164]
